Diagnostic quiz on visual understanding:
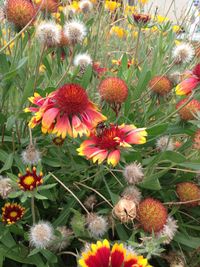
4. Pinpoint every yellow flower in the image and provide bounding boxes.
[132,31,138,38]
[138,0,148,4]
[110,26,127,39]
[173,25,181,33]
[175,40,181,46]
[154,15,169,23]
[124,5,137,15]
[105,1,120,12]
[39,64,46,73]
[58,6,64,12]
